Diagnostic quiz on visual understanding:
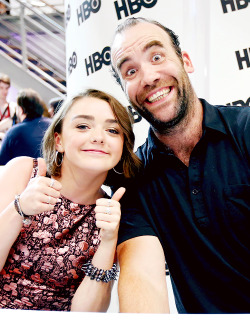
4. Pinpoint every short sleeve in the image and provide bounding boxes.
[117,181,156,245]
